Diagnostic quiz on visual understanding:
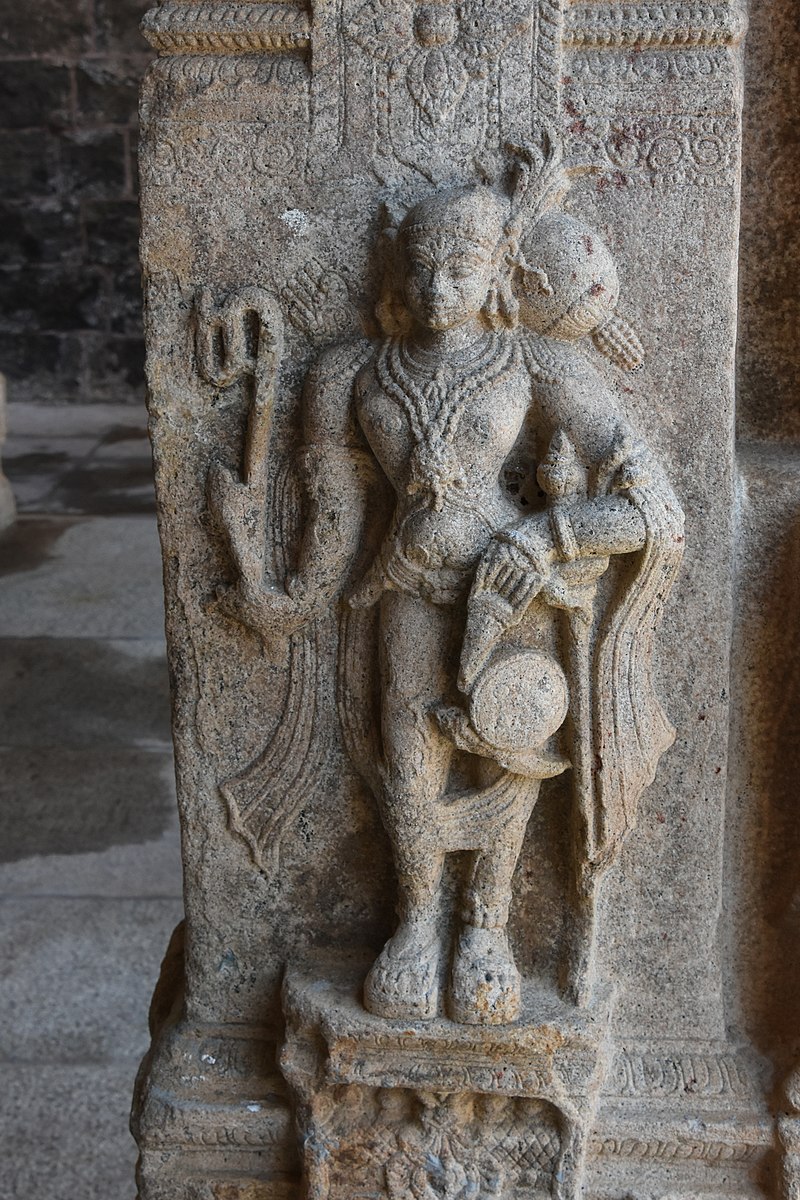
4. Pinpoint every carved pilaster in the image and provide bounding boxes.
[133,0,753,1197]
